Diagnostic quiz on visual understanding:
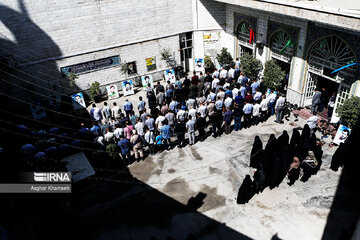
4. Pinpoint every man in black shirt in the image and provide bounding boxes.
[174,119,186,147]
[156,81,165,95]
